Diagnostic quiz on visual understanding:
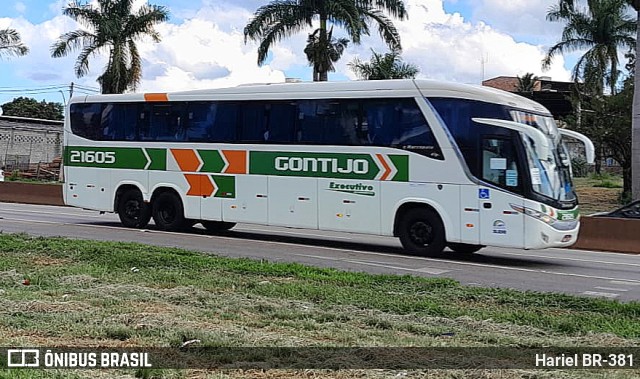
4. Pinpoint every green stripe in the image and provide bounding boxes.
[212,175,235,198]
[145,148,166,171]
[65,147,148,169]
[388,155,409,182]
[249,151,380,180]
[199,150,225,173]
